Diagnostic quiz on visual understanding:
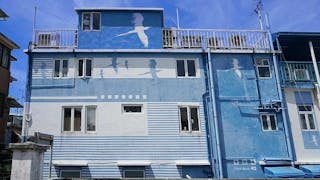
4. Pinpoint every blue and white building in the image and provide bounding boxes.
[276,32,320,178]
[24,7,306,179]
